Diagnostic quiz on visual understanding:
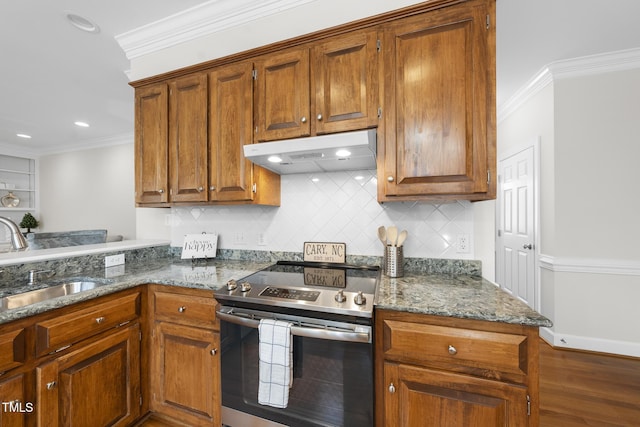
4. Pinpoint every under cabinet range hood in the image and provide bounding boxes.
[243,129,377,174]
